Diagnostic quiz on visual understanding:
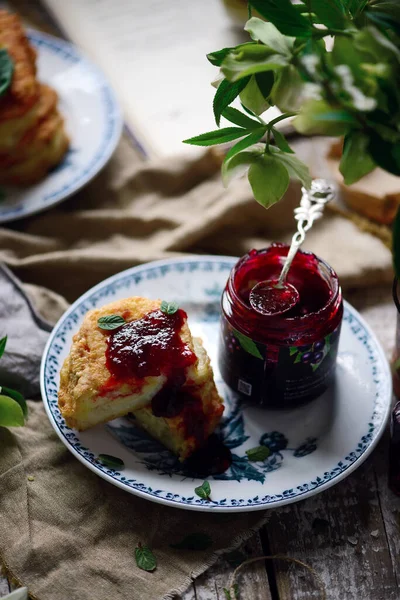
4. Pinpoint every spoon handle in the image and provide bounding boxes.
[277,179,335,287]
